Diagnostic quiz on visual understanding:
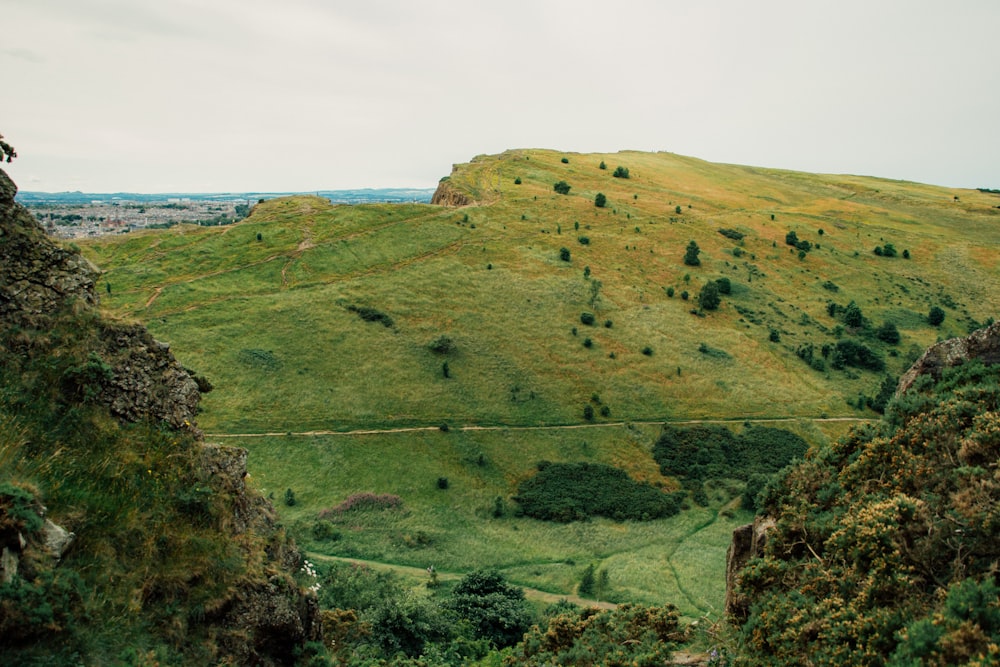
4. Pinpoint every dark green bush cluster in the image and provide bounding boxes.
[718,228,744,241]
[652,424,807,487]
[347,304,394,328]
[830,338,885,371]
[873,242,898,257]
[784,230,812,253]
[553,180,571,195]
[514,462,684,523]
[612,166,630,179]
